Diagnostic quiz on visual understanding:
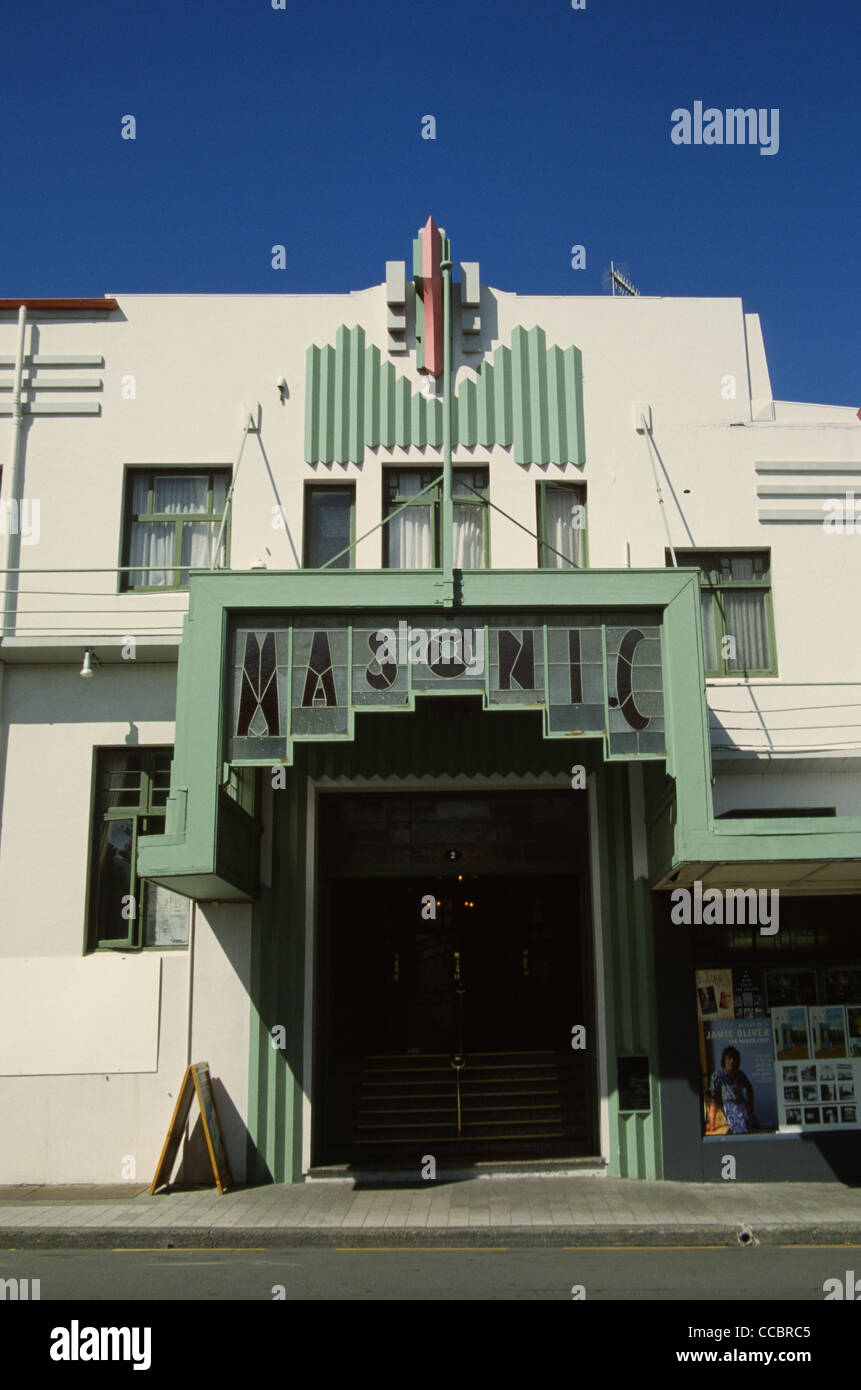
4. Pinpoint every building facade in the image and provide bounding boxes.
[1,219,860,1187]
